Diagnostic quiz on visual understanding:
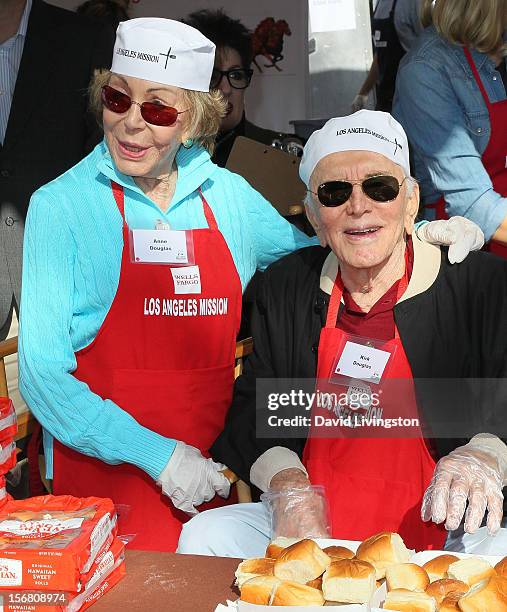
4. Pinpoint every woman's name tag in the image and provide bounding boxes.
[132,229,189,264]
[335,340,391,384]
